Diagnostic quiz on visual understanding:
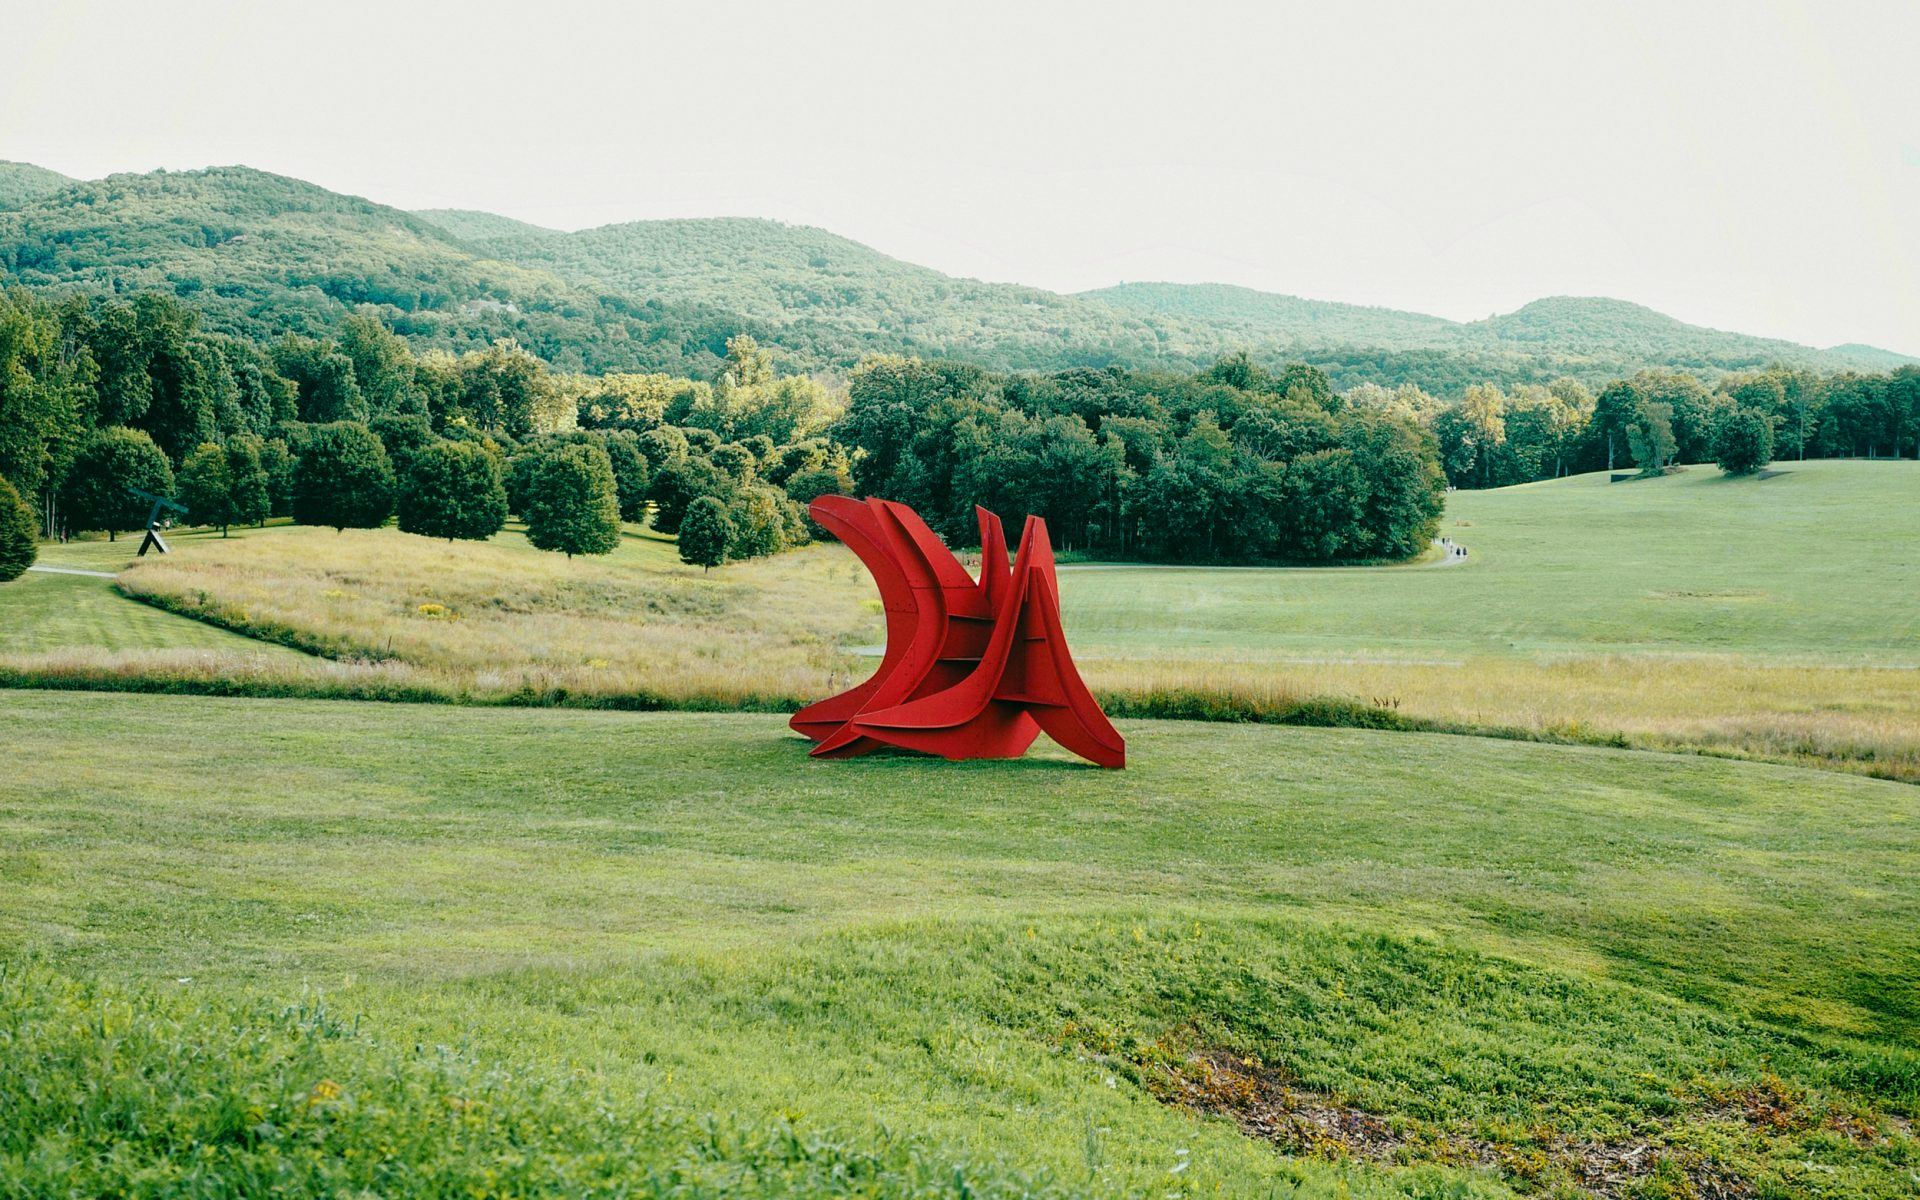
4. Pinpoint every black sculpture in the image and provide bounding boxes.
[128,486,187,556]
